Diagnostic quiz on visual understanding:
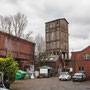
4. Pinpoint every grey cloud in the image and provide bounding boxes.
[6,0,18,4]
[69,24,90,39]
[0,0,90,52]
